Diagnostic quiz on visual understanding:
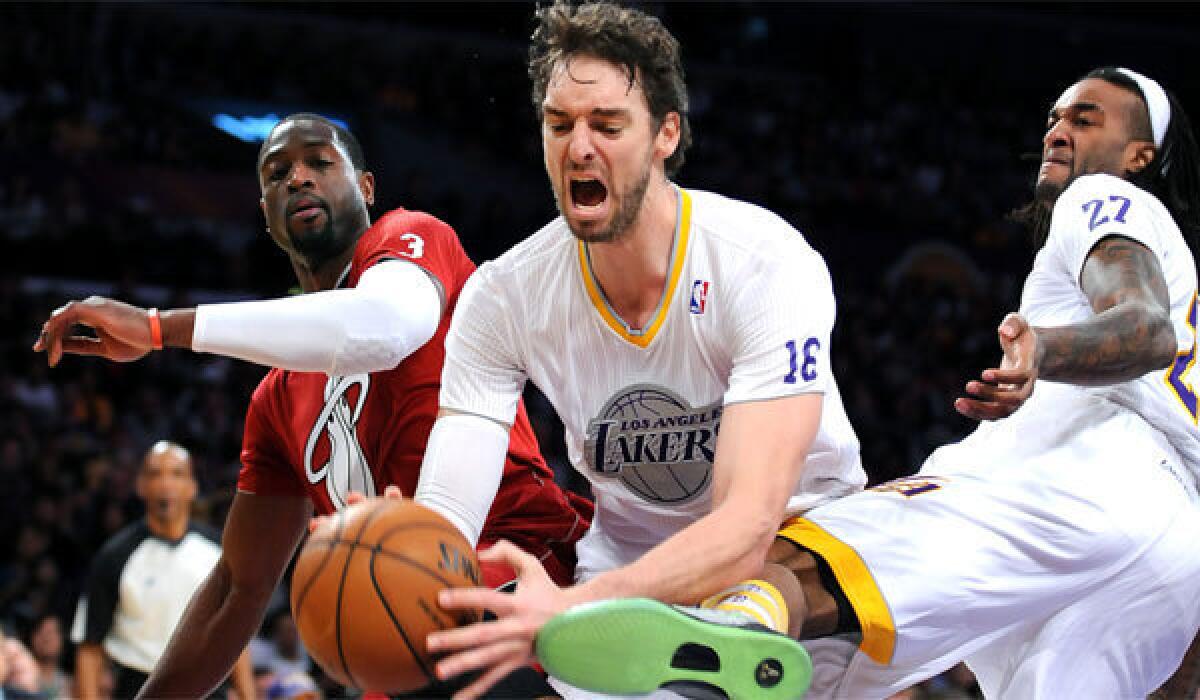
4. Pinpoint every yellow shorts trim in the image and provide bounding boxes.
[777,516,896,664]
